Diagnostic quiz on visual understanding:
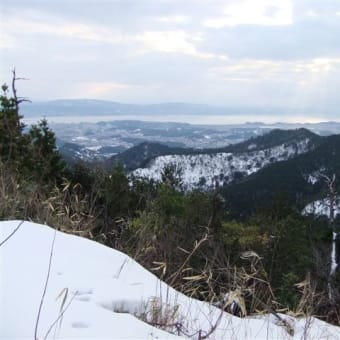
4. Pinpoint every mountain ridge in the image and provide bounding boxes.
[21,99,312,117]
[107,128,322,171]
